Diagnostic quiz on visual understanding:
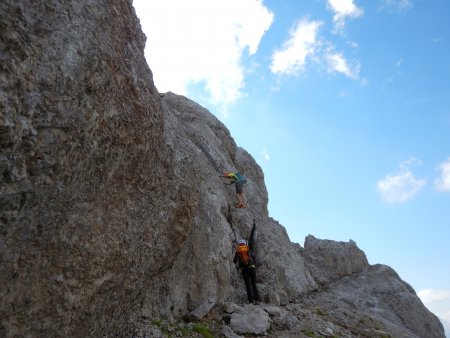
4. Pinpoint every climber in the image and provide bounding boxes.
[233,222,261,304]
[221,171,247,208]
